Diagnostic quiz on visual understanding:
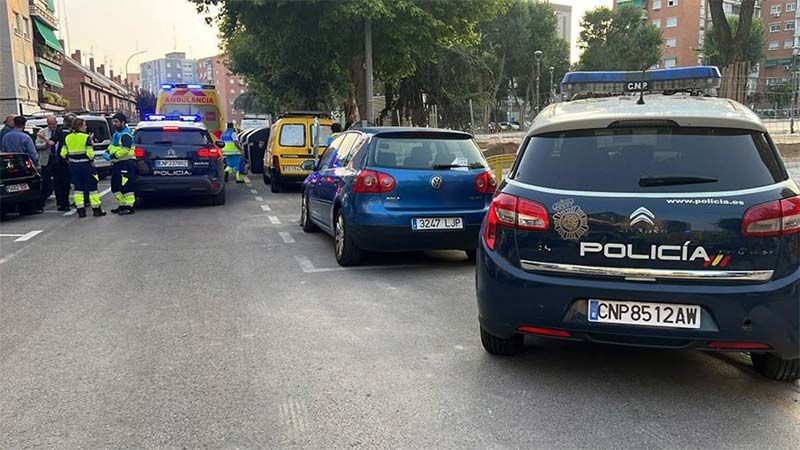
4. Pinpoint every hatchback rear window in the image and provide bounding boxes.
[135,129,212,146]
[371,137,486,170]
[514,127,786,192]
